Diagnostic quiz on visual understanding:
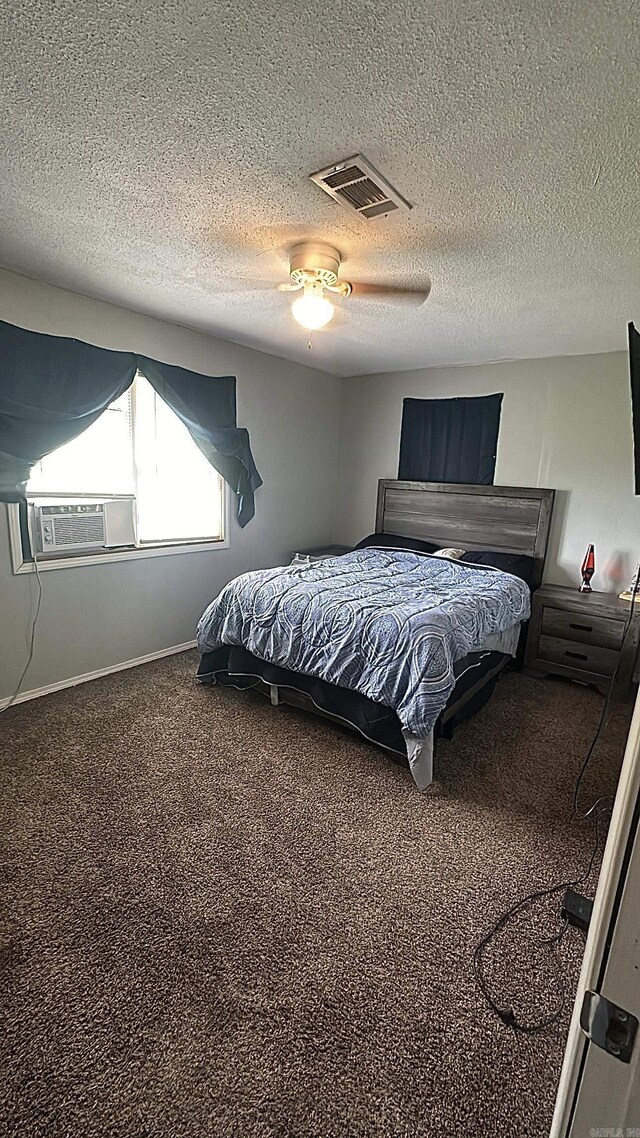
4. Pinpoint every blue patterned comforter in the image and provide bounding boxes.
[196,549,531,739]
